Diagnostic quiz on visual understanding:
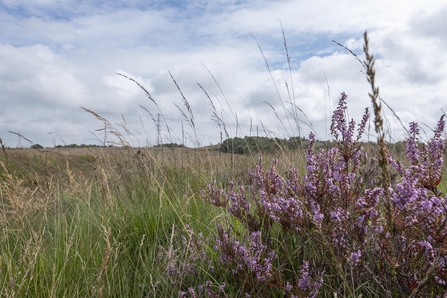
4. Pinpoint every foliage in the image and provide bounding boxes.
[220,136,307,154]
[54,143,105,148]
[192,92,447,297]
[153,143,187,148]
[0,147,234,297]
